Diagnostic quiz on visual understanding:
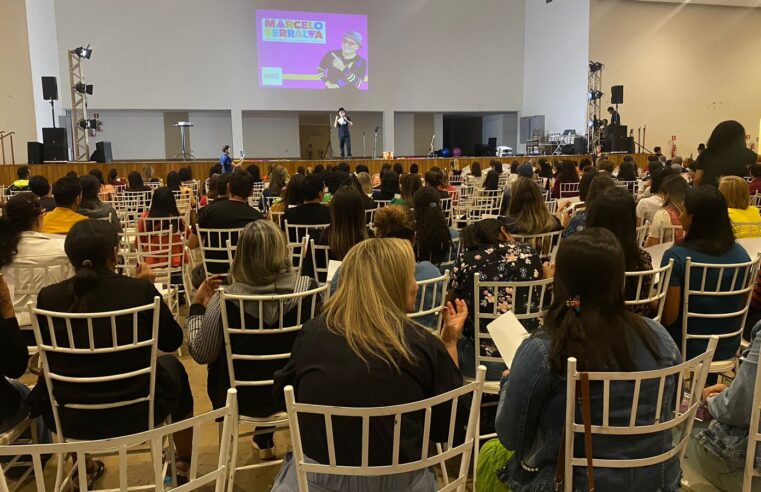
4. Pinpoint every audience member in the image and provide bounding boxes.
[317,186,370,261]
[89,168,115,199]
[41,176,88,235]
[262,166,288,209]
[272,238,468,490]
[617,160,638,182]
[78,175,121,231]
[661,186,751,362]
[283,174,331,228]
[410,163,419,175]
[561,173,616,238]
[413,187,452,265]
[246,164,262,183]
[166,170,196,207]
[636,167,668,224]
[28,175,57,211]
[125,171,151,192]
[321,169,346,203]
[392,162,404,176]
[137,187,189,270]
[393,173,421,207]
[504,177,561,235]
[270,174,305,215]
[143,164,160,183]
[109,169,127,187]
[550,160,579,199]
[356,172,374,198]
[6,166,31,195]
[495,228,680,491]
[483,170,500,191]
[424,169,448,199]
[31,220,194,477]
[694,120,758,187]
[719,176,761,237]
[188,220,320,459]
[450,219,545,379]
[342,174,374,210]
[749,163,761,196]
[0,193,69,329]
[372,171,399,201]
[596,159,615,174]
[645,174,688,246]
